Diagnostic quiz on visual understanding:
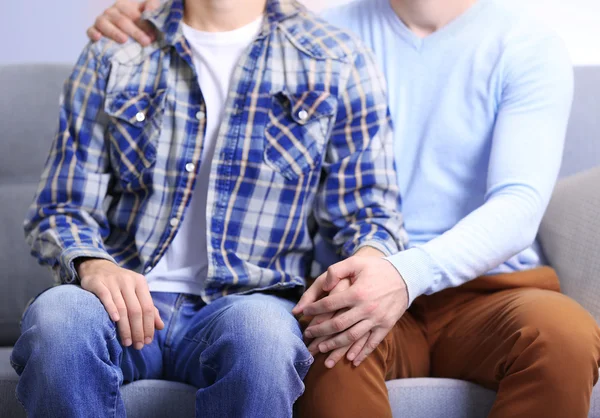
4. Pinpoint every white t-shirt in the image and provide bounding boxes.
[146,16,263,296]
